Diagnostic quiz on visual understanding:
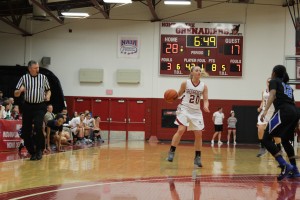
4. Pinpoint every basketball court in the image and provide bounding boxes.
[0,141,299,199]
[1,1,300,200]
